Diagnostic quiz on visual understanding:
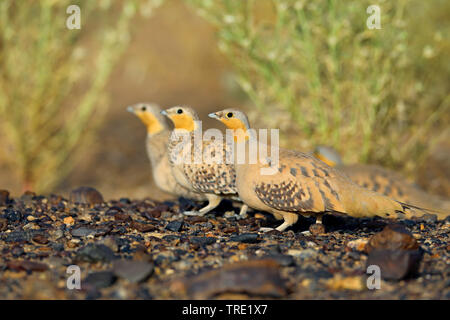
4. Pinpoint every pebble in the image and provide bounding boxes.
[3,208,22,223]
[63,217,75,225]
[130,221,156,233]
[0,218,7,231]
[189,236,217,246]
[71,226,110,237]
[229,233,260,243]
[32,234,49,244]
[113,259,154,283]
[173,259,287,299]
[366,224,419,253]
[75,243,117,263]
[366,249,423,281]
[288,249,317,260]
[165,220,183,232]
[7,260,49,272]
[326,275,364,291]
[83,271,117,289]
